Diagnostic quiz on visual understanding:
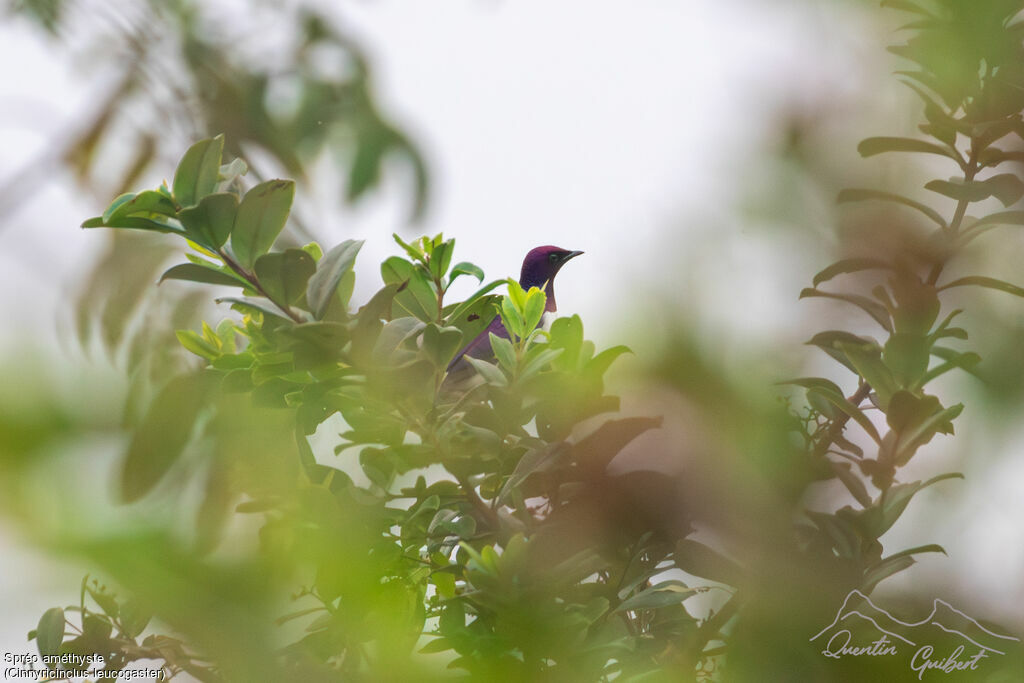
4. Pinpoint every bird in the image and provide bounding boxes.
[447,246,583,373]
